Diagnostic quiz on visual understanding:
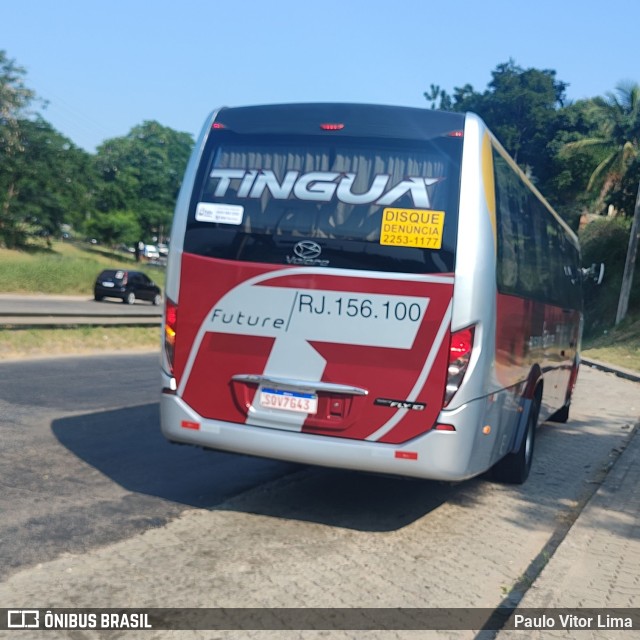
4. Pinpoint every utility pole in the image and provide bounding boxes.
[615,180,640,325]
